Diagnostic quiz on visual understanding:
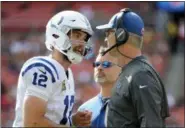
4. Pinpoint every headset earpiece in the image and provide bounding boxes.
[115,28,129,44]
[115,8,131,45]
